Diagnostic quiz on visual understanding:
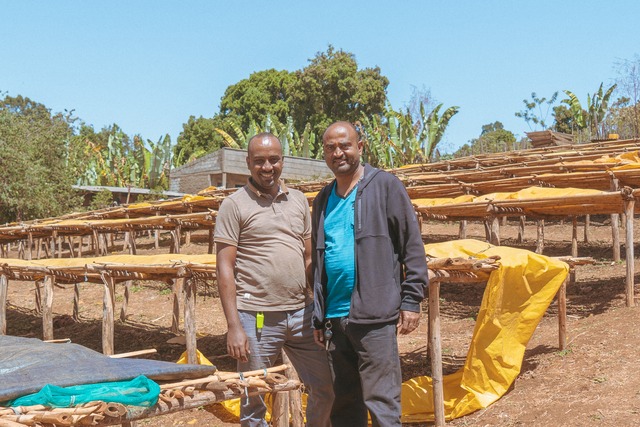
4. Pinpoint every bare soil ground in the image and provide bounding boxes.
[4,218,640,426]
